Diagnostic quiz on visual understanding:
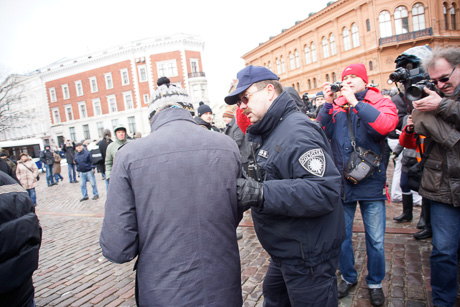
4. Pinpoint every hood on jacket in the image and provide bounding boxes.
[113,124,128,145]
